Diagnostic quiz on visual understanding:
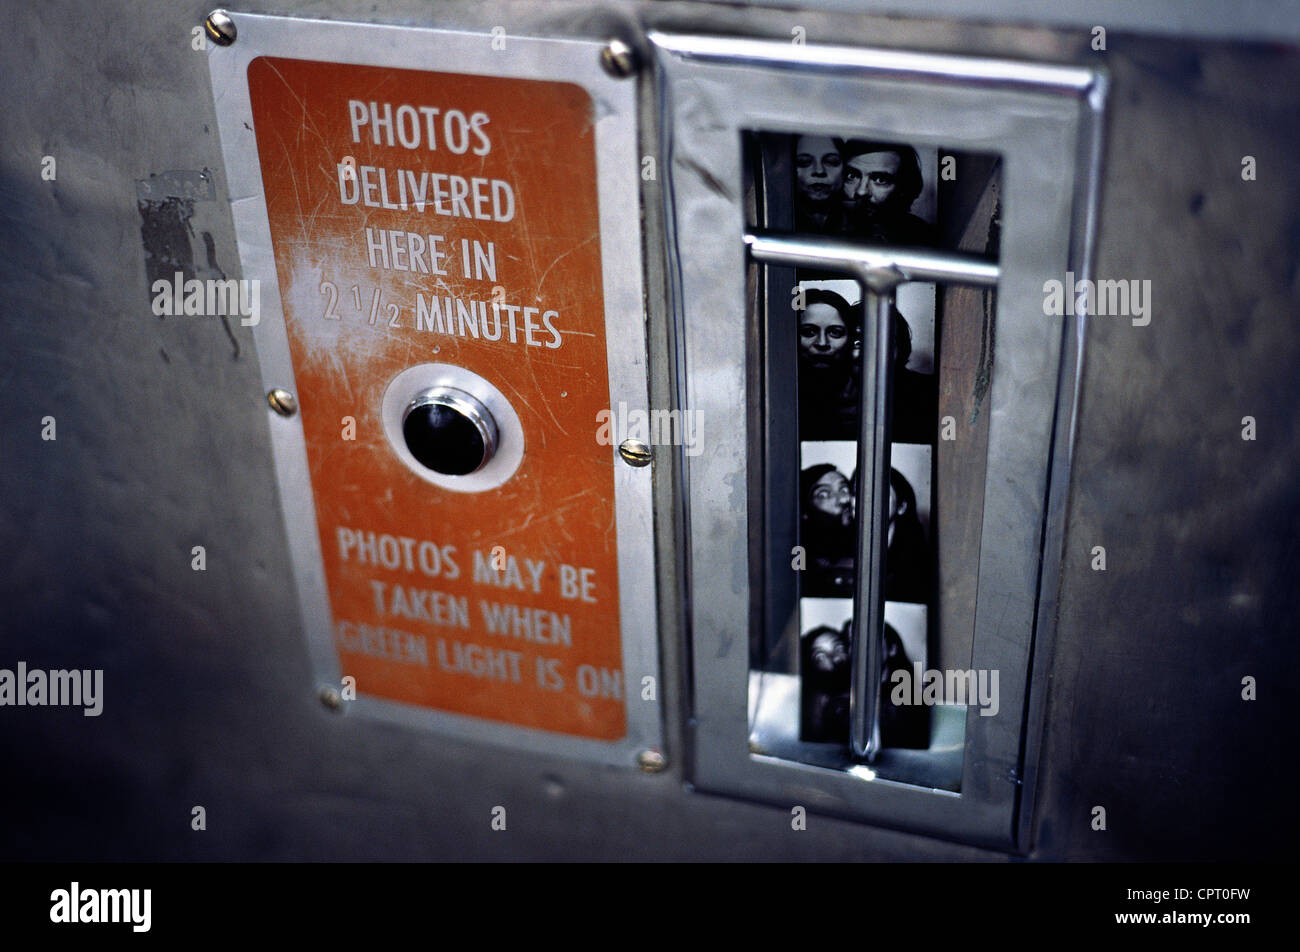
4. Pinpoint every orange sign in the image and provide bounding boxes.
[249,56,624,739]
